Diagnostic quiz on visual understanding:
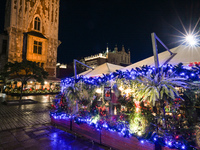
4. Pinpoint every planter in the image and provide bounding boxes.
[101,128,154,150]
[51,118,178,150]
[72,121,100,143]
[51,117,71,130]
